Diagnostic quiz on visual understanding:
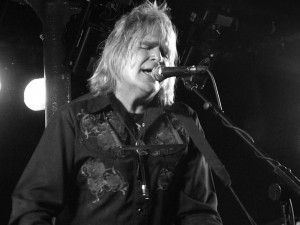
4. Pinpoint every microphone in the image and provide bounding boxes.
[152,65,208,82]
